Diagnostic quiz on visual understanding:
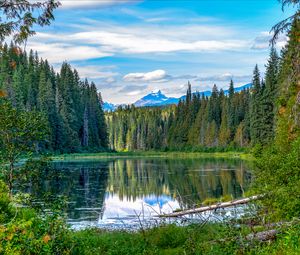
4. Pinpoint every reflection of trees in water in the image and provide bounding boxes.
[24,161,109,221]
[107,158,252,207]
[22,158,252,221]
[107,160,170,201]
